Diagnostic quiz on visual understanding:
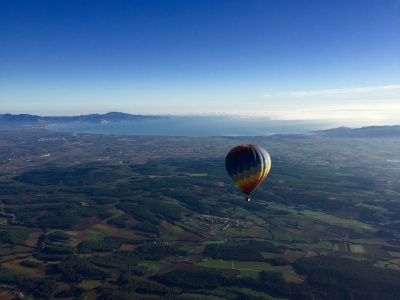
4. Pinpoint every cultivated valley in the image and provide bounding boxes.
[0,126,400,299]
